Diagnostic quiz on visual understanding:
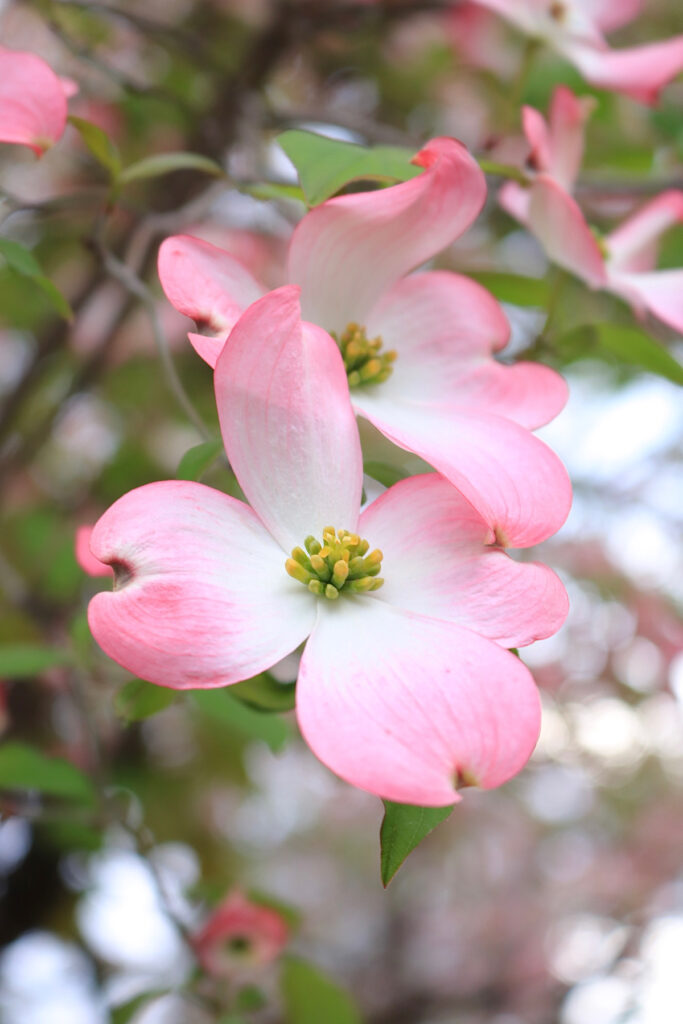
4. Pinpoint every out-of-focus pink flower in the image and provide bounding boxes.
[87,287,566,805]
[468,0,683,104]
[447,3,518,76]
[158,137,571,549]
[192,890,289,976]
[501,86,683,333]
[0,46,71,155]
[75,525,114,578]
